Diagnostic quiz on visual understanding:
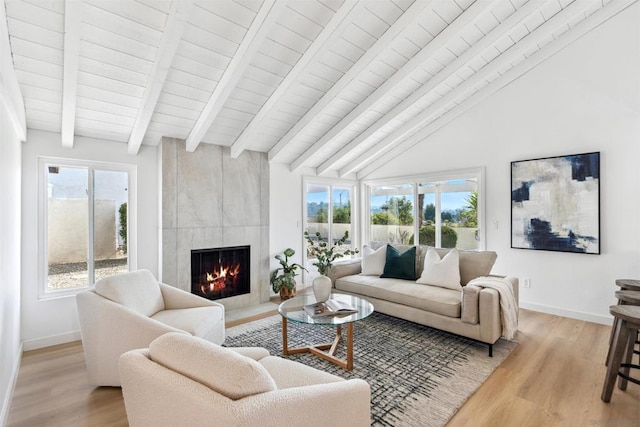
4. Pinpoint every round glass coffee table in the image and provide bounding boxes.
[278,293,373,370]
